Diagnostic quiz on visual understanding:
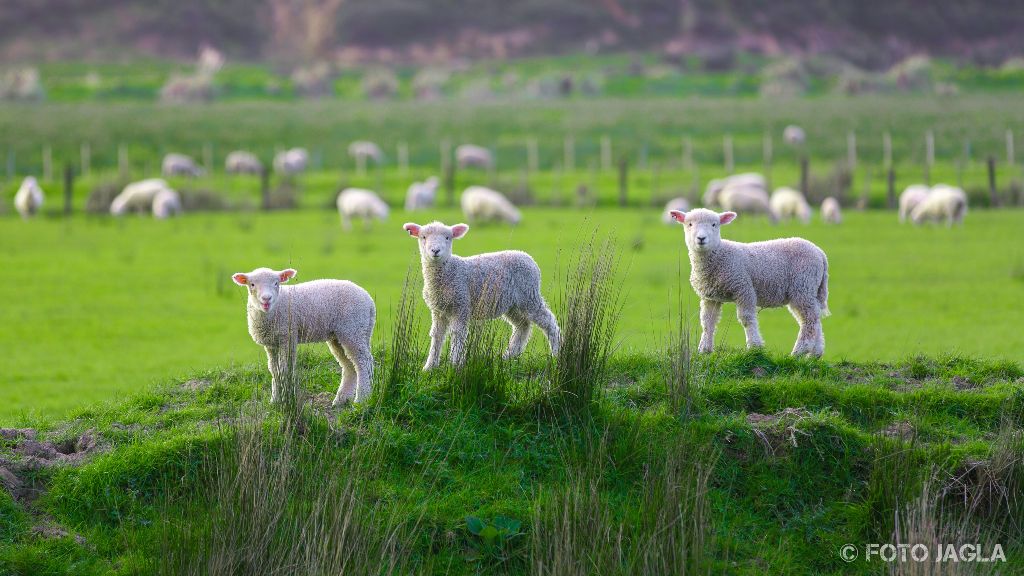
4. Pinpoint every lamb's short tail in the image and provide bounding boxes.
[818,252,830,317]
